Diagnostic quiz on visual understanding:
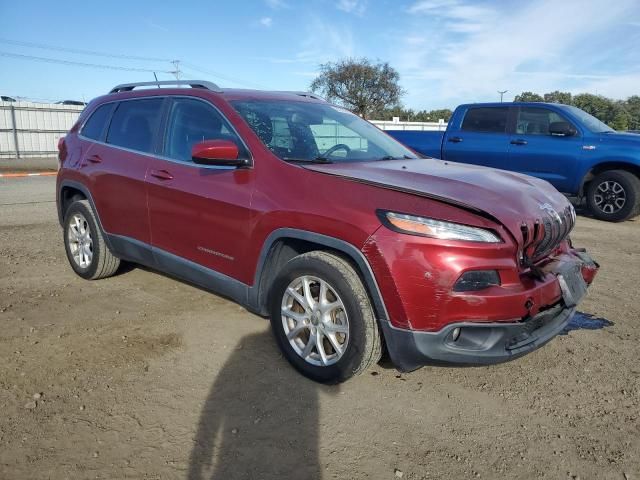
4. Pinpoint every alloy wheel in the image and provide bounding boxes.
[281,275,349,366]
[594,180,626,214]
[67,213,93,268]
